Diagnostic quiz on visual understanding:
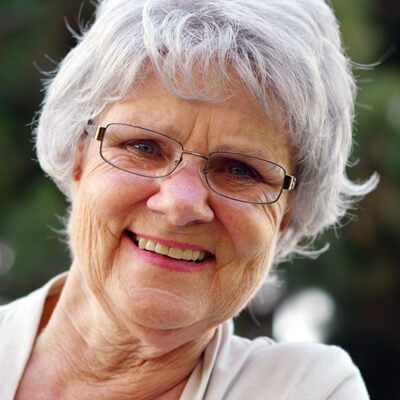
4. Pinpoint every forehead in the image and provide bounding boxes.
[98,72,293,169]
